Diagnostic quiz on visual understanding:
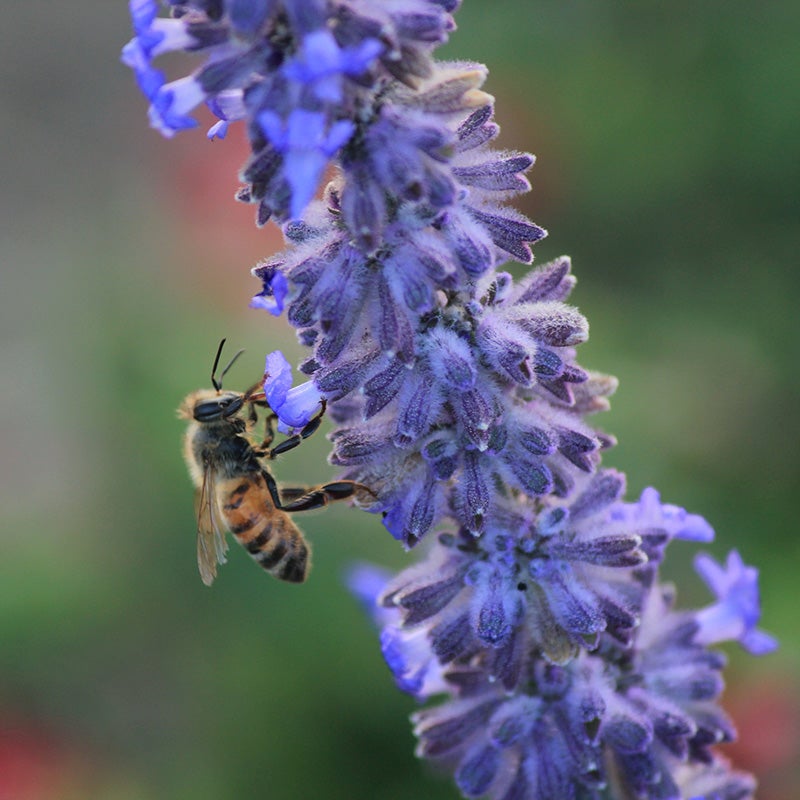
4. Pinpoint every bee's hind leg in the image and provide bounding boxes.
[263,473,374,513]
[278,486,316,503]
